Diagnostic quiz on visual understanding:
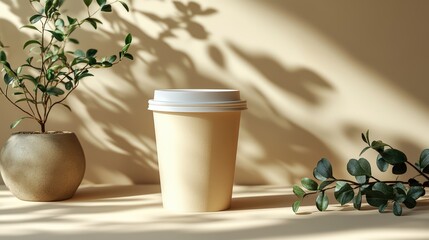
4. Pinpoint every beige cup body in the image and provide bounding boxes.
[153,111,241,212]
